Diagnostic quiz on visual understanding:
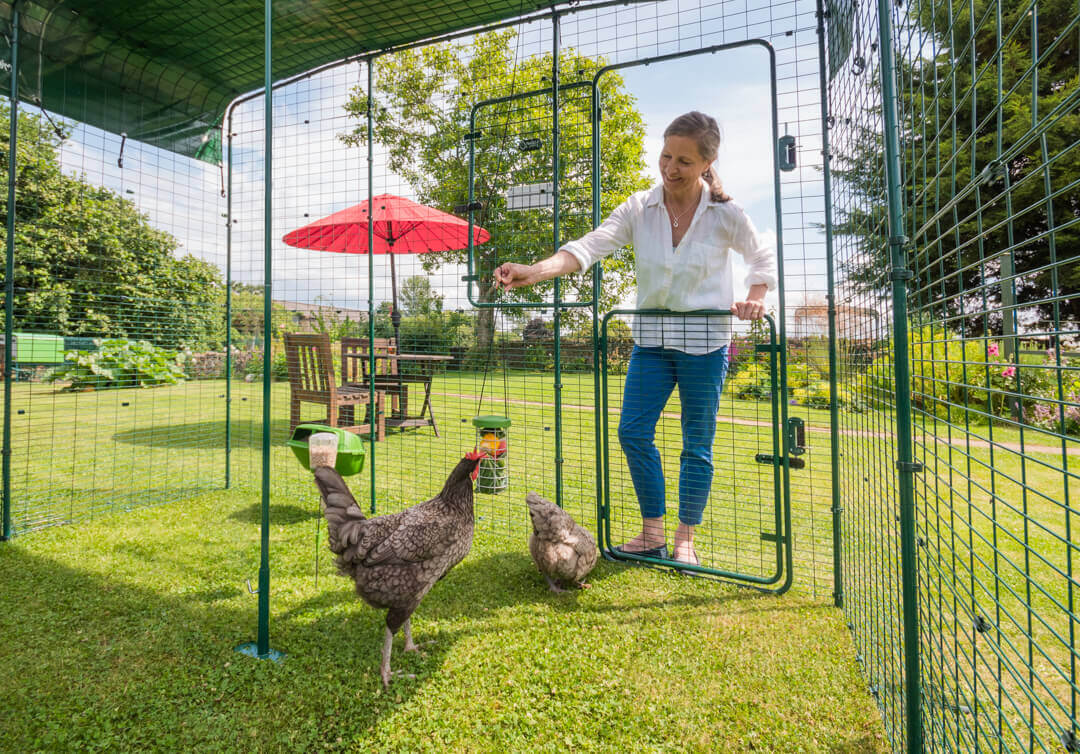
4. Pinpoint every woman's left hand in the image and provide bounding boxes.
[732,300,766,320]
